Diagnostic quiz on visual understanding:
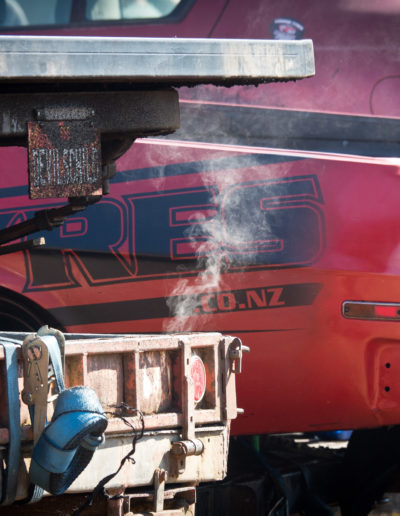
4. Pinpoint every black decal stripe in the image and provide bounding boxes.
[51,296,171,326]
[0,154,302,200]
[170,103,400,158]
[49,282,321,327]
[0,185,28,199]
[111,153,302,185]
